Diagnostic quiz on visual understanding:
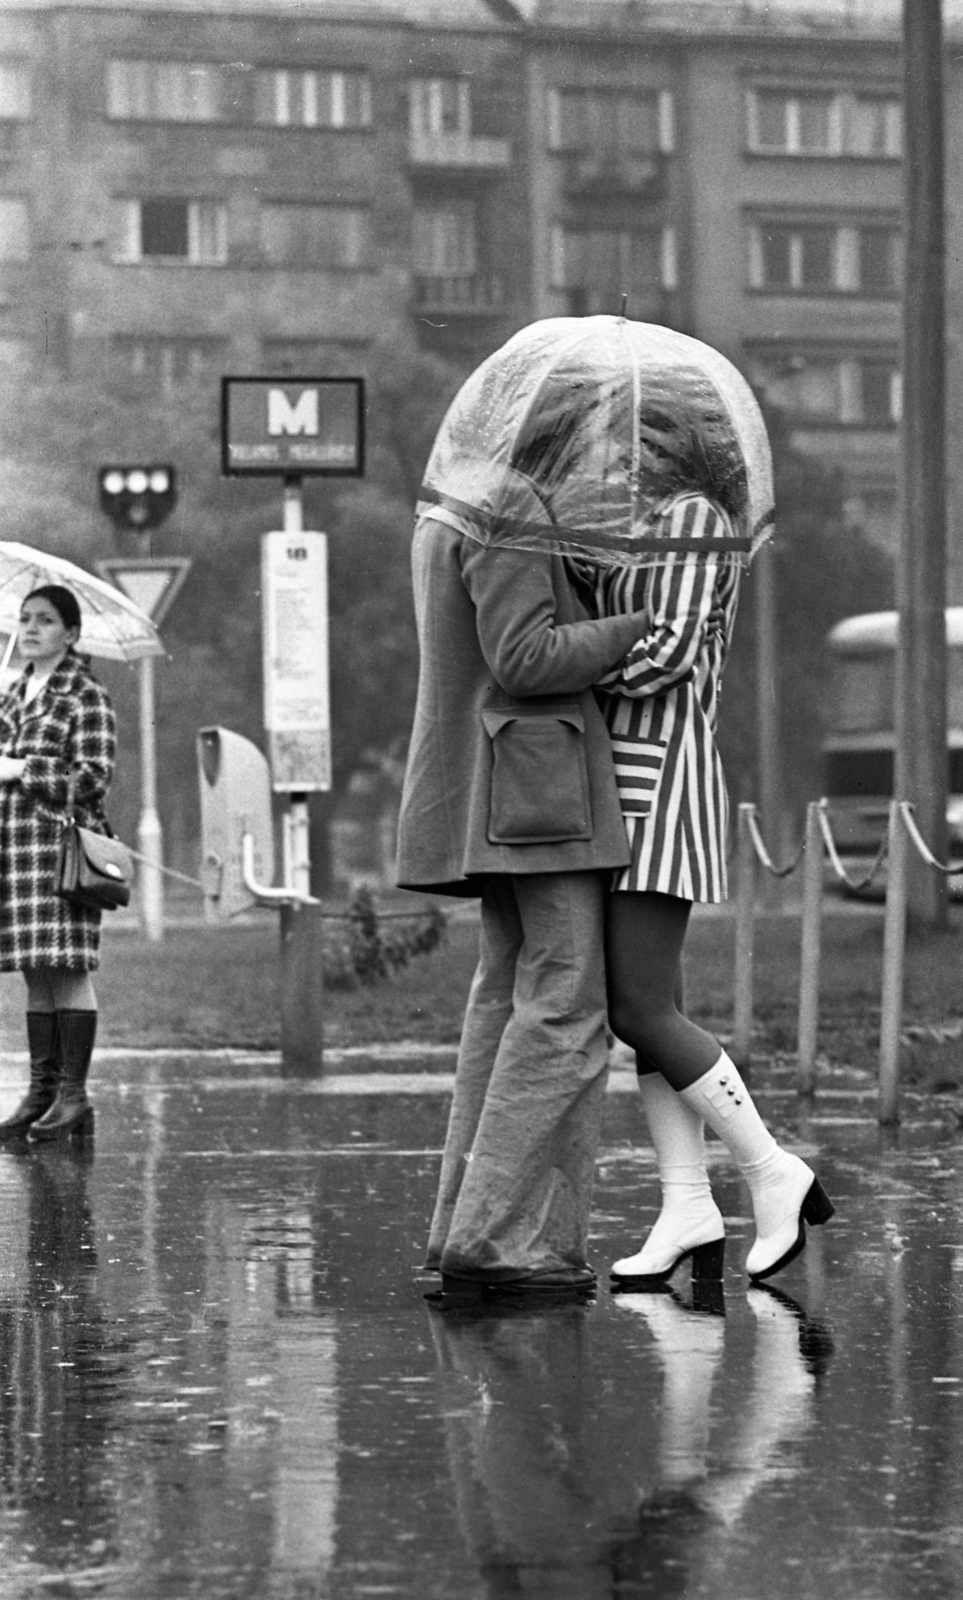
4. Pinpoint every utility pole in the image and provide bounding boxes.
[896,0,948,928]
[754,539,784,904]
